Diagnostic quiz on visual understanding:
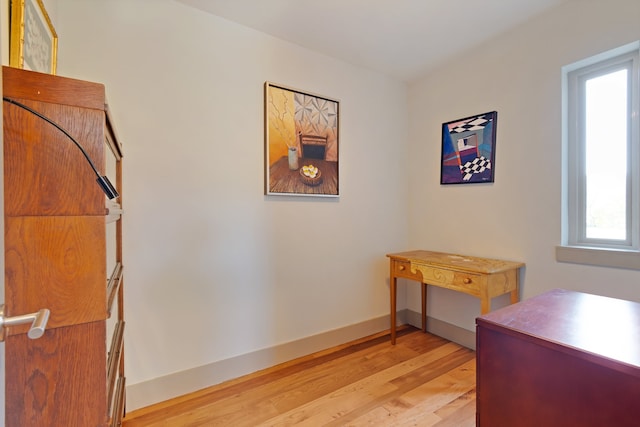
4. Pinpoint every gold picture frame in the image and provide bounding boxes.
[10,0,58,74]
